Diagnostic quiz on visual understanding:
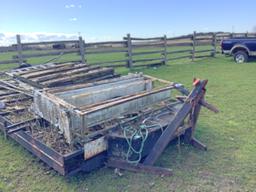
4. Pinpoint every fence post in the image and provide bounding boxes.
[212,33,217,57]
[16,34,23,66]
[126,33,133,68]
[79,36,86,64]
[163,35,167,65]
[192,31,196,61]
